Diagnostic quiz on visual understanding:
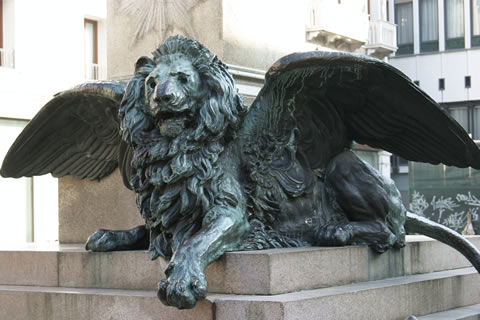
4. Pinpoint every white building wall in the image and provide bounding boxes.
[390,47,480,104]
[390,0,480,104]
[0,0,107,243]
